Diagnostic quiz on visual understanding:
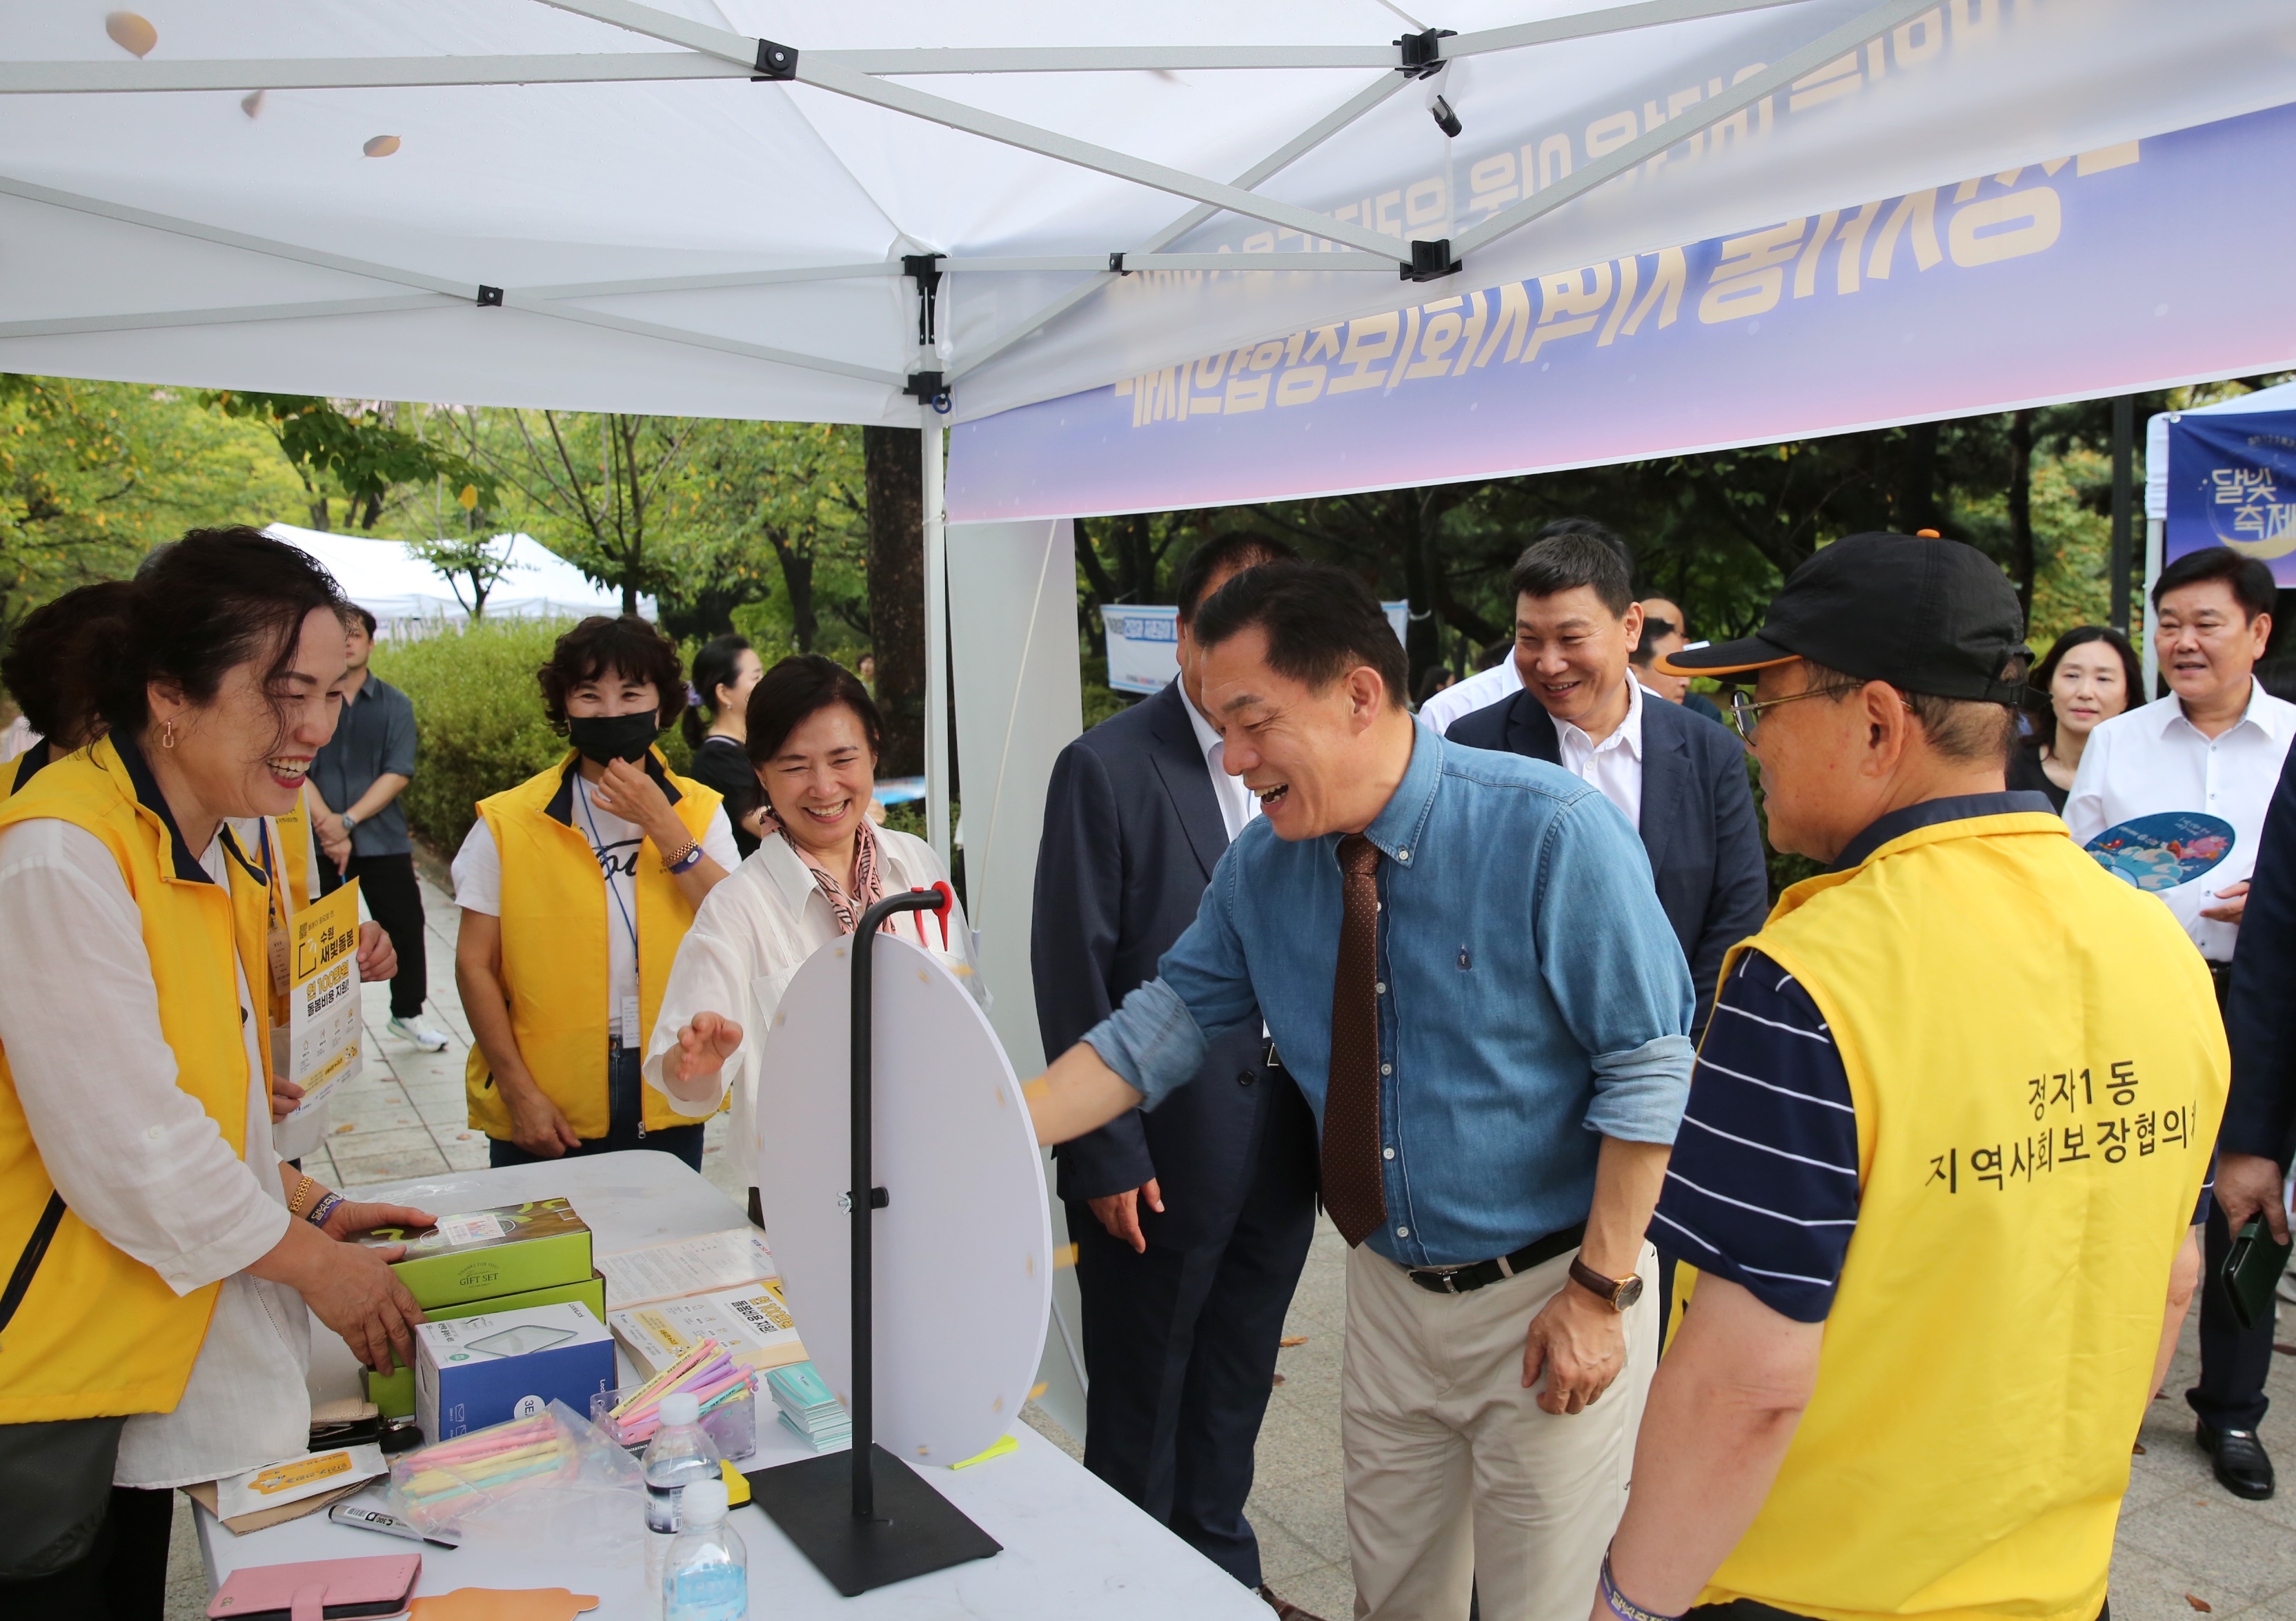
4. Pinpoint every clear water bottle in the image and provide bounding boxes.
[663,1477,747,1621]
[643,1393,722,1602]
